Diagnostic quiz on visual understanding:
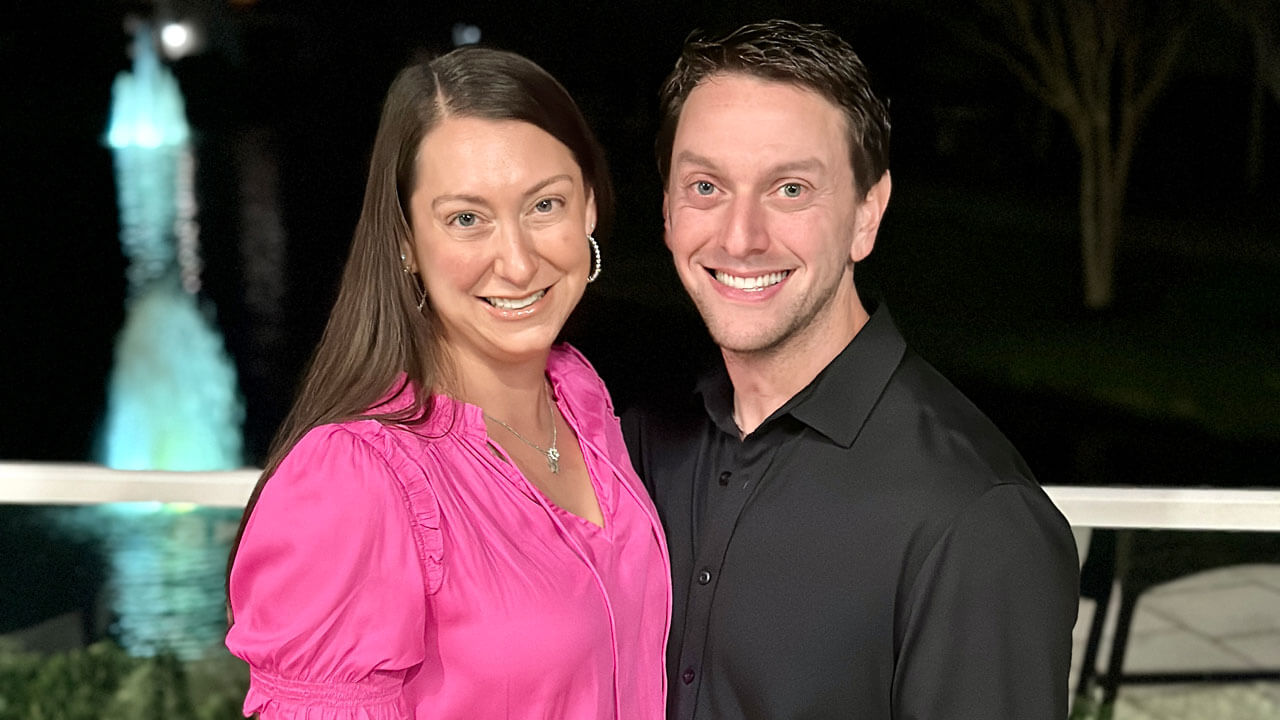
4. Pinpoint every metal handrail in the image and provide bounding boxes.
[0,462,258,509]
[2,462,1279,531]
